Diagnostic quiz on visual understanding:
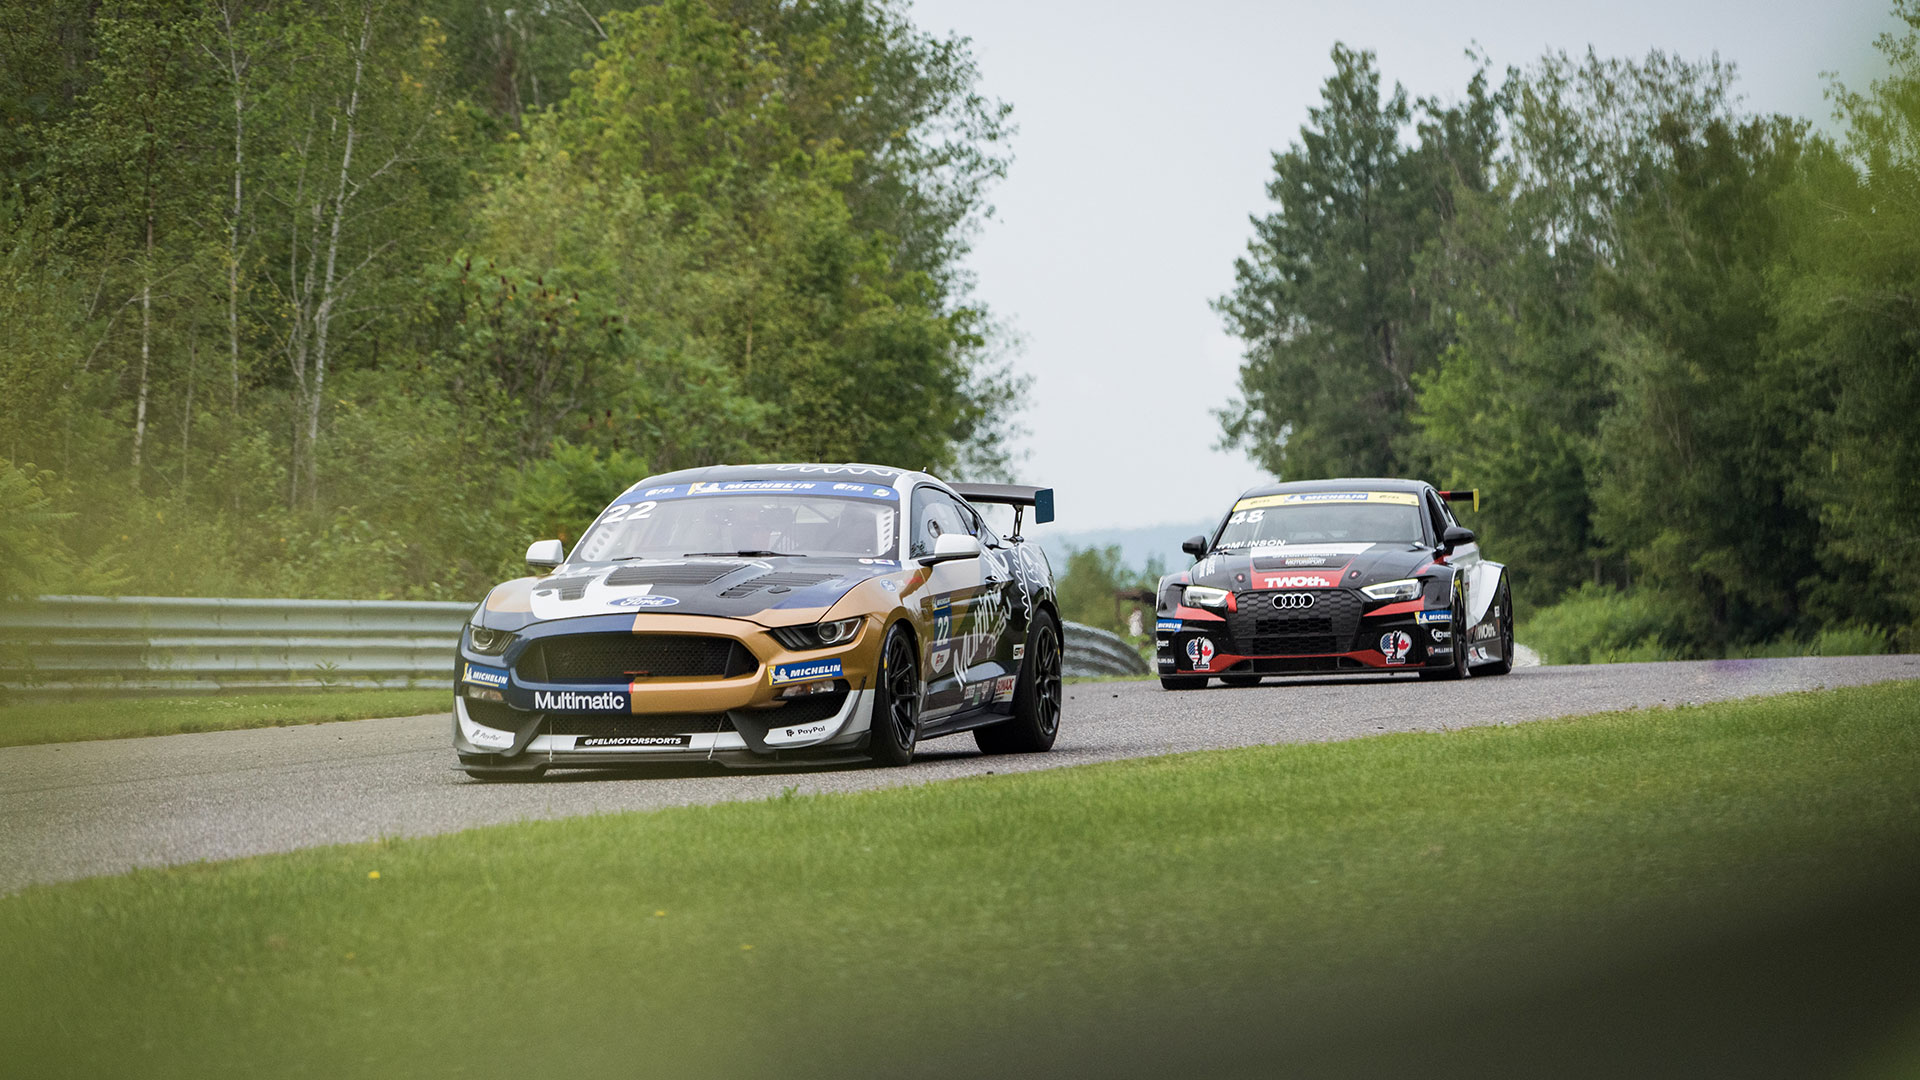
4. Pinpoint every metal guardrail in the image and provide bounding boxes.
[0,596,1150,695]
[0,595,472,694]
[1062,620,1152,678]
